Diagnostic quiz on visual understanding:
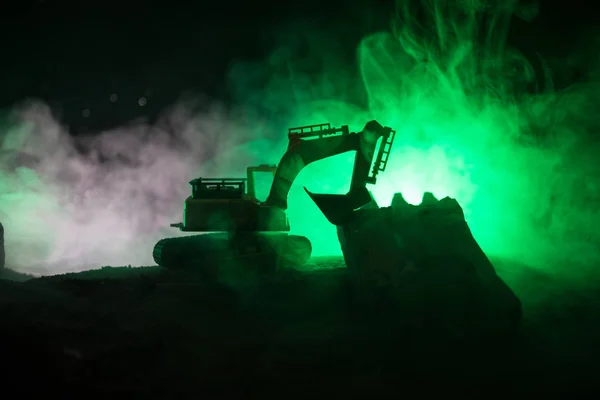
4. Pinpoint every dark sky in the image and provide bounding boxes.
[0,0,596,134]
